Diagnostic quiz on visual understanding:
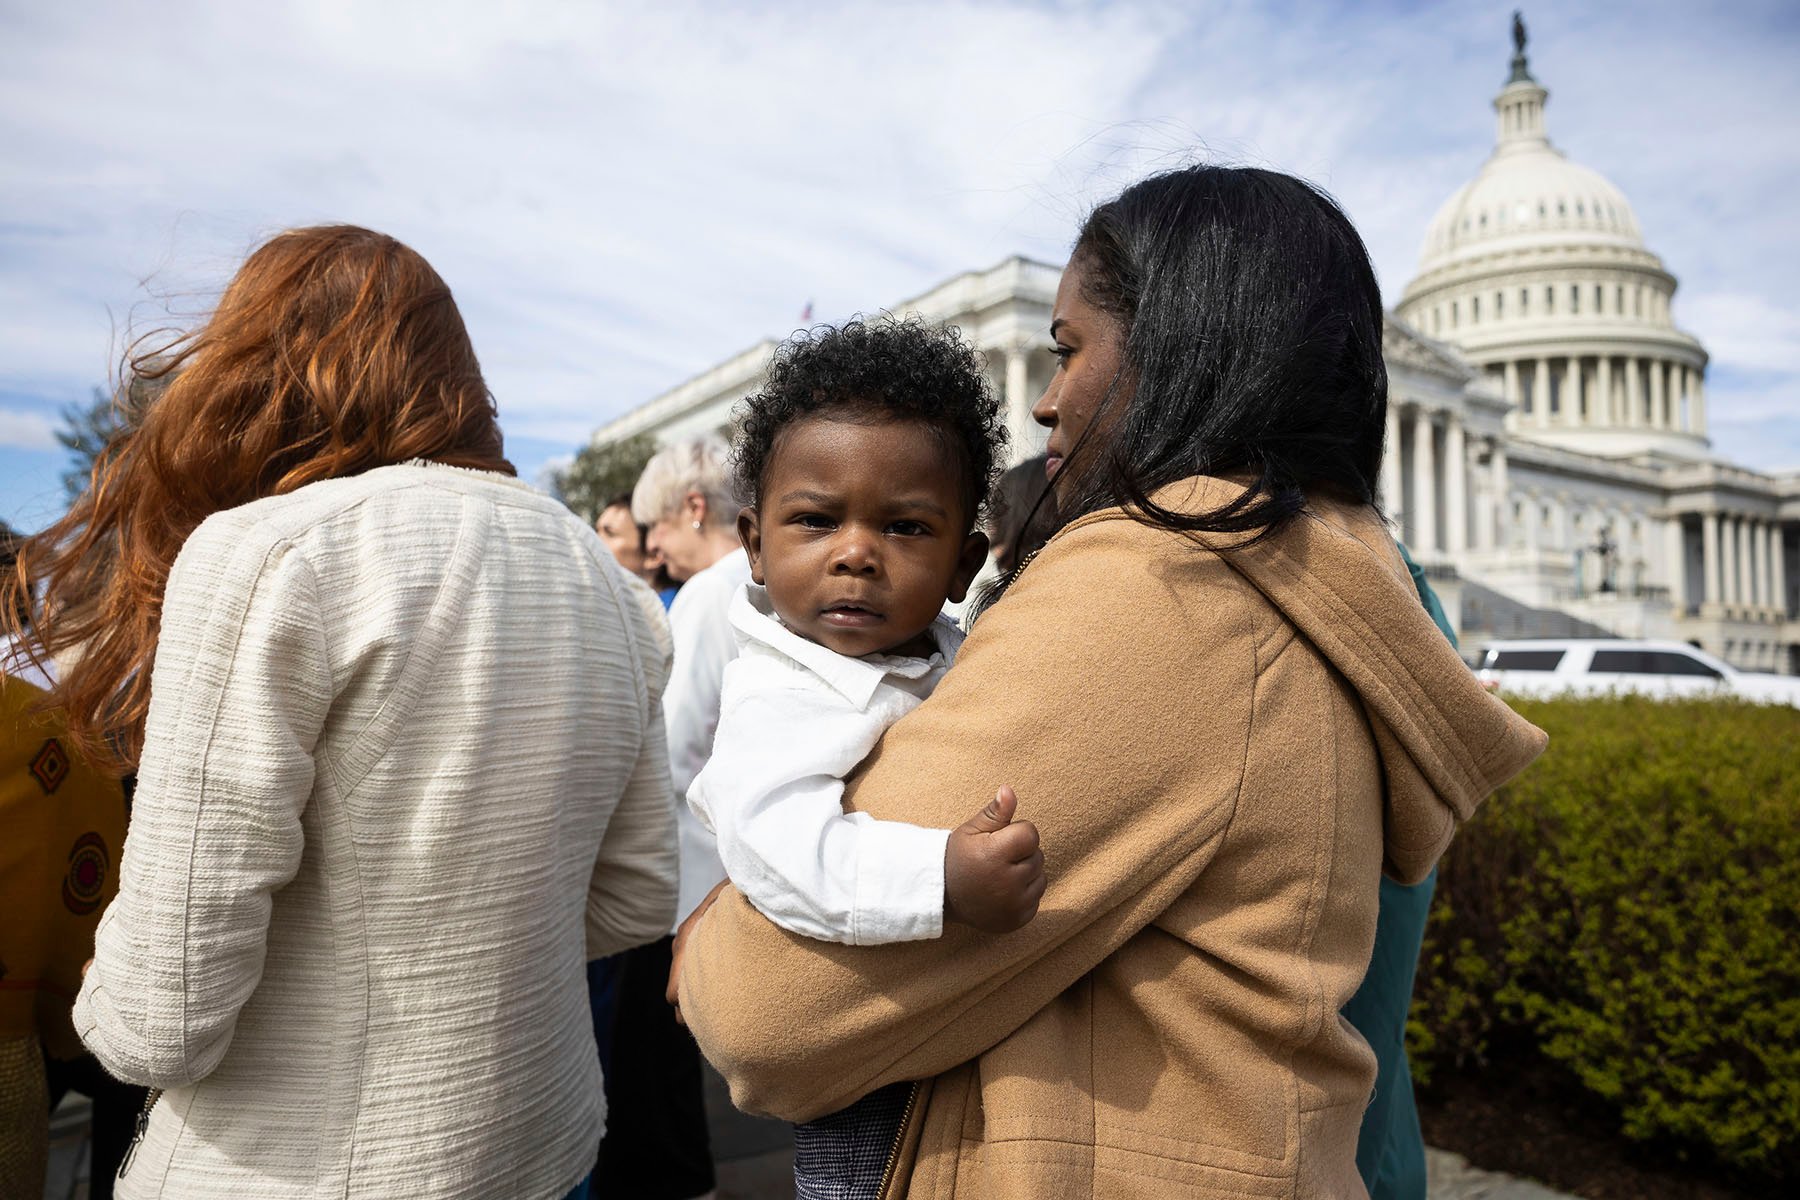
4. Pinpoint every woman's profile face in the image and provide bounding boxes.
[596,503,648,577]
[644,491,717,583]
[1033,257,1129,501]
